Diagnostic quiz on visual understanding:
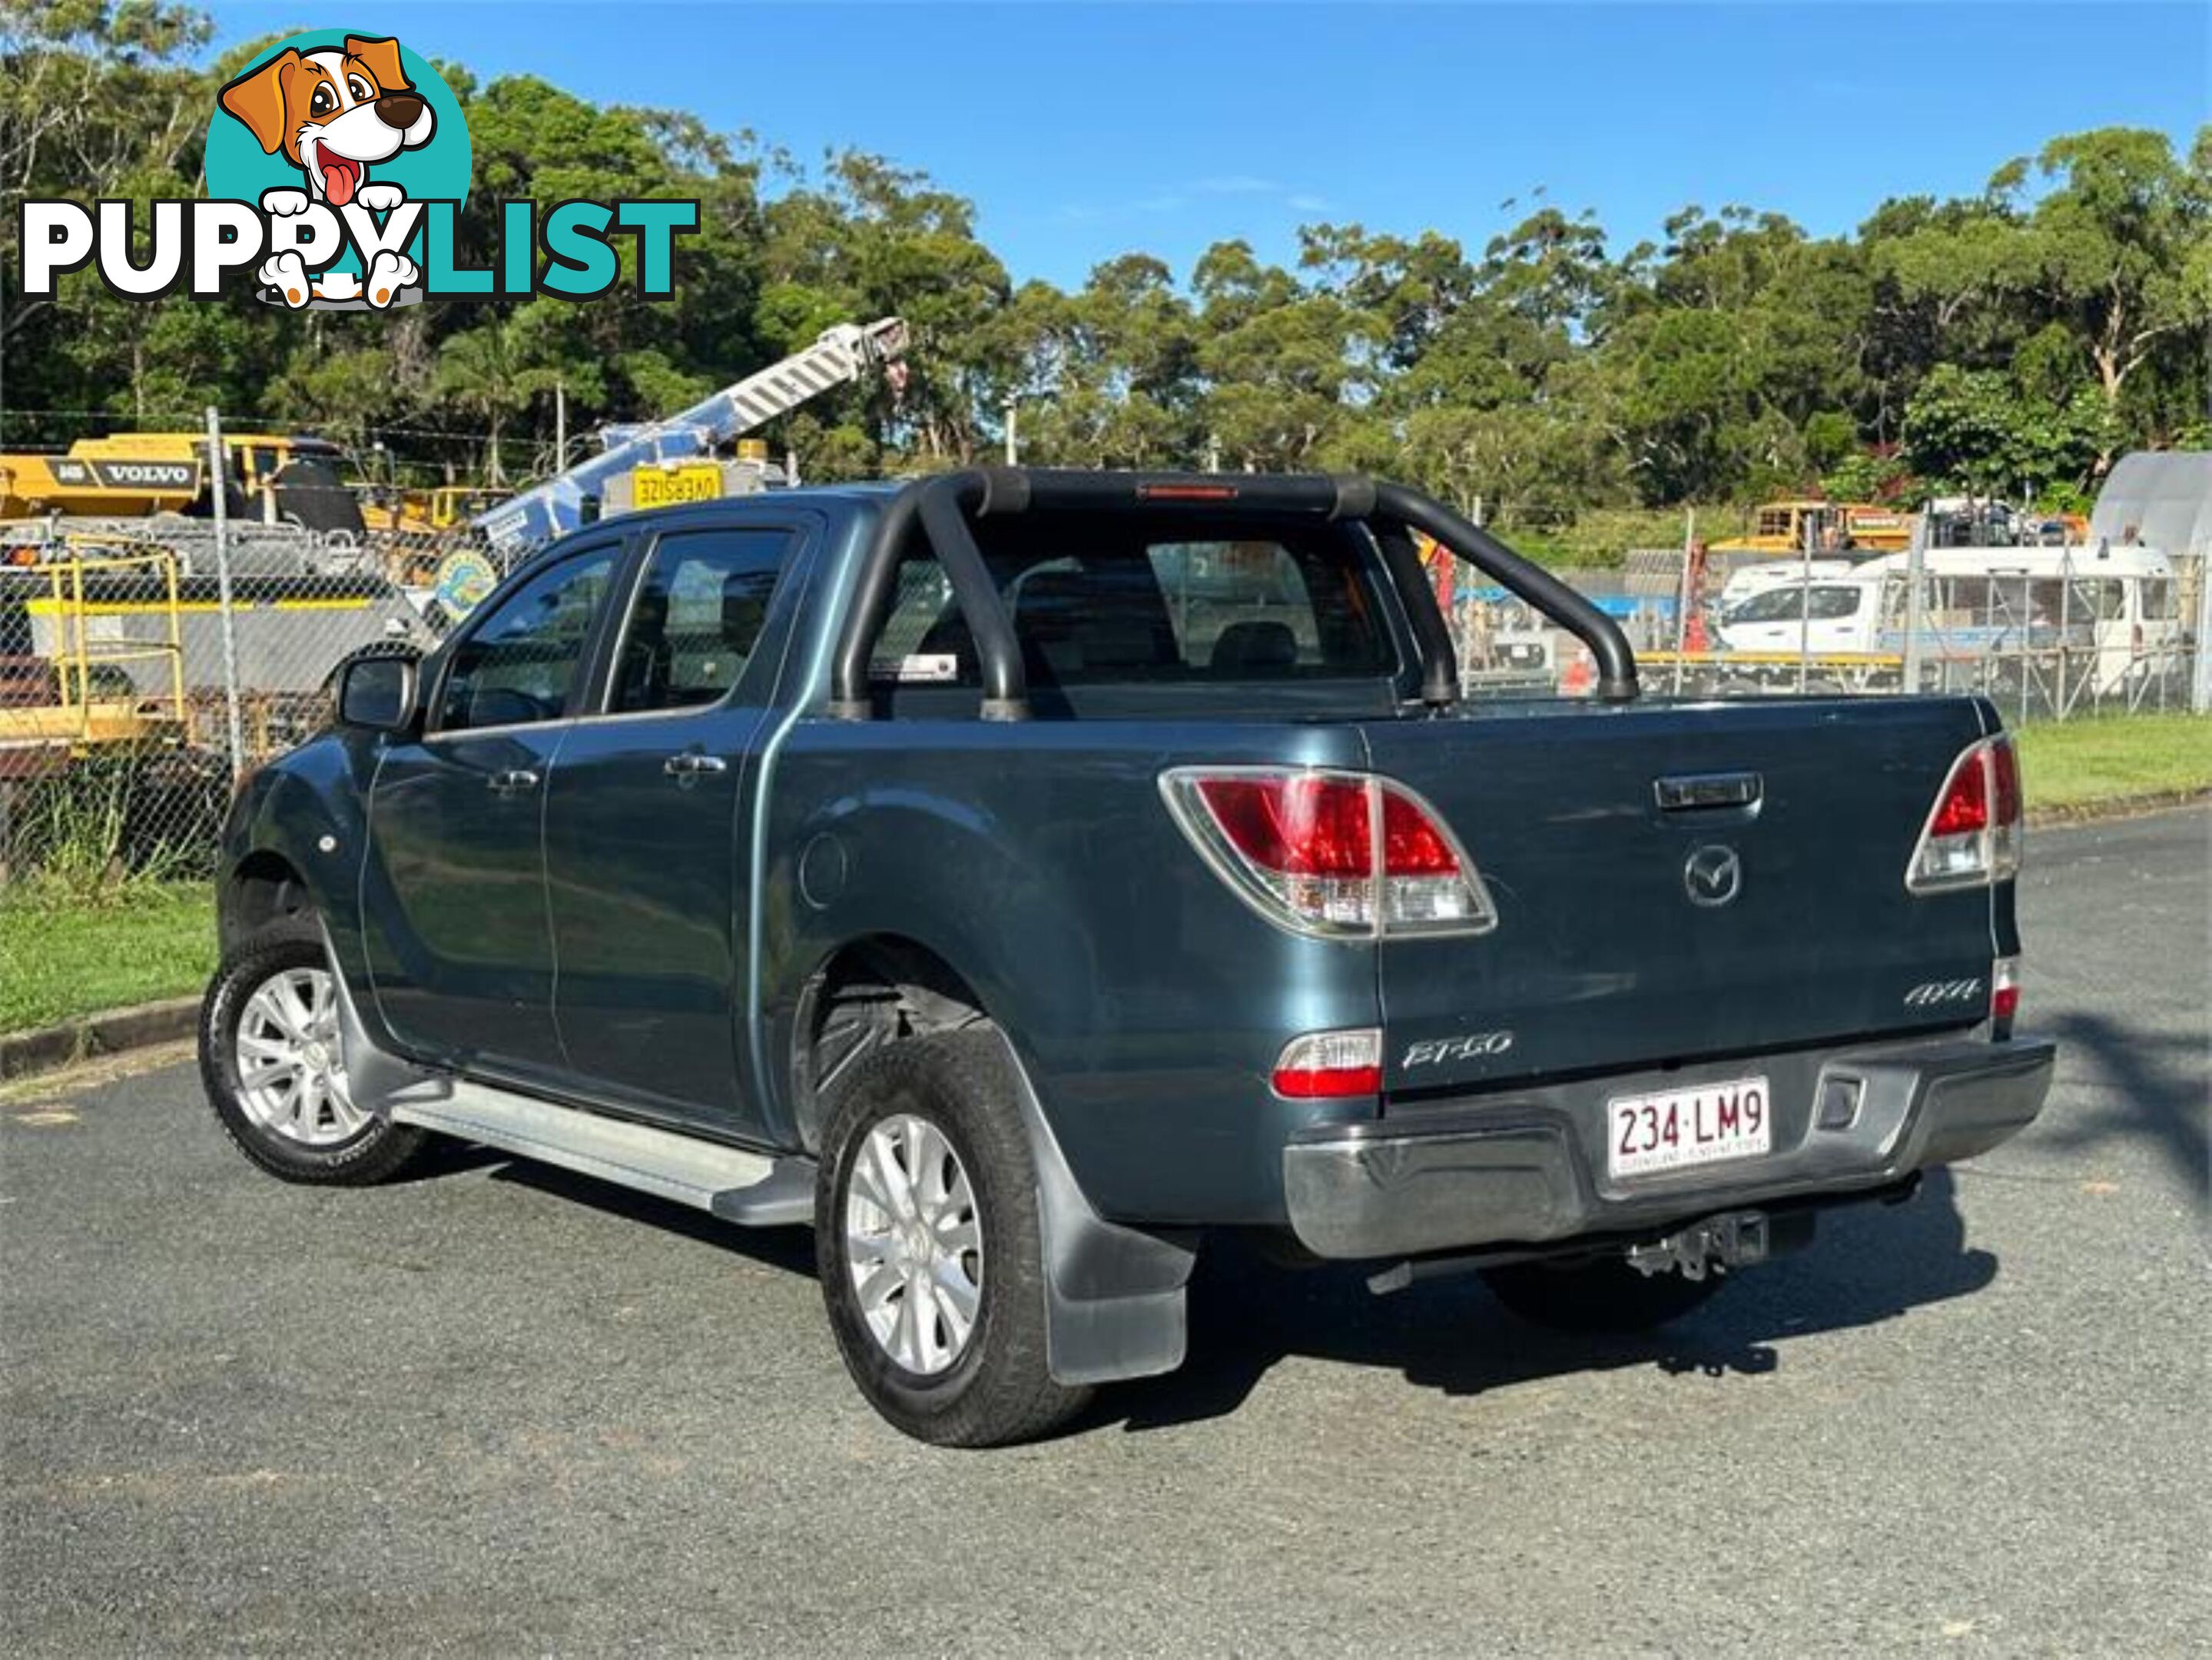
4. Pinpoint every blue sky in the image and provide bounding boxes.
[203,2,2209,289]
